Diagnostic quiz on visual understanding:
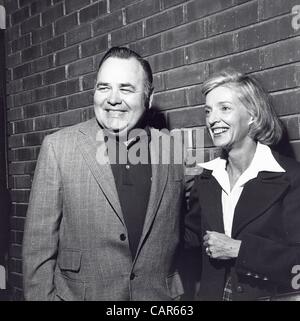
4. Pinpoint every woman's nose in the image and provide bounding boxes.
[207,110,220,126]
